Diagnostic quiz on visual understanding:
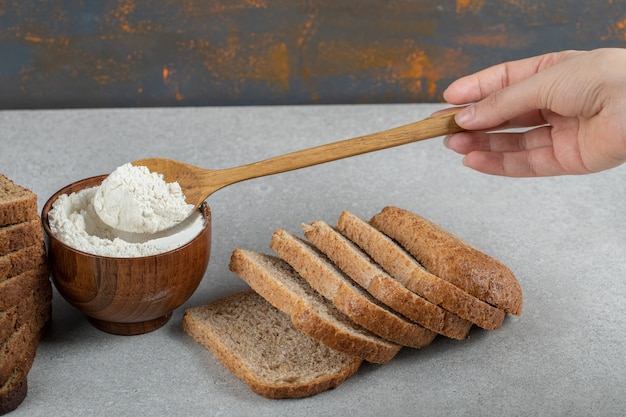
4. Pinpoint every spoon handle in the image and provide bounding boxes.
[219,110,462,185]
